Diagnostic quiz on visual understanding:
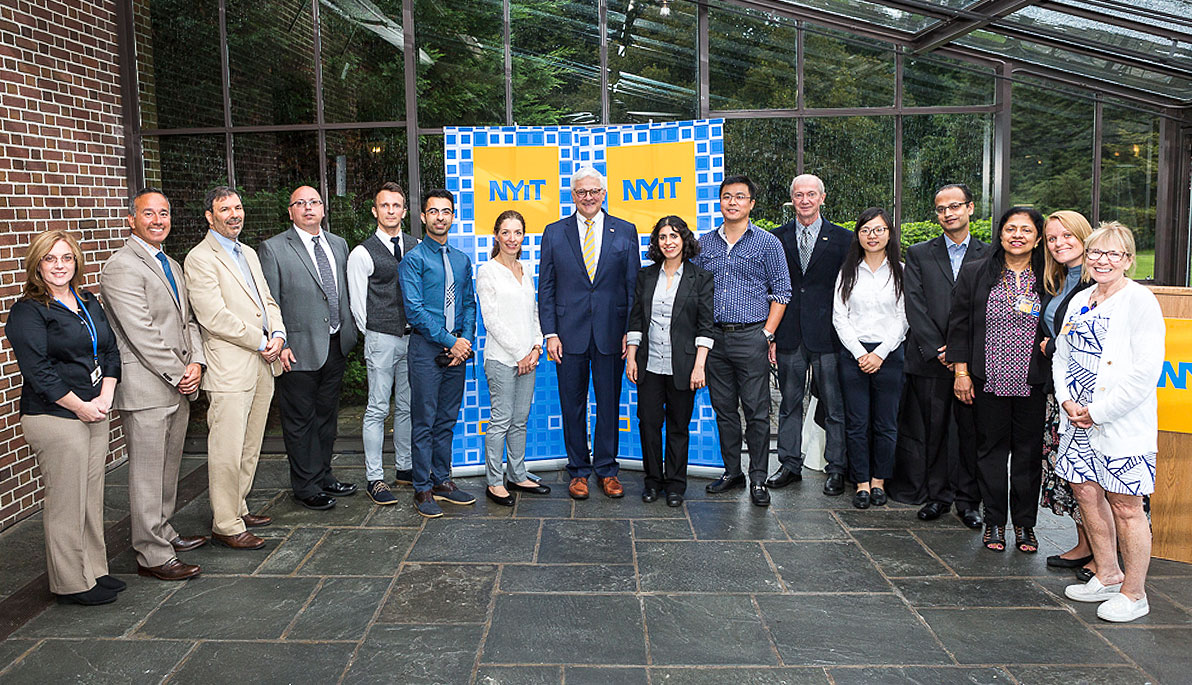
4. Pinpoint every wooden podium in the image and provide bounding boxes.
[1149,286,1192,564]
